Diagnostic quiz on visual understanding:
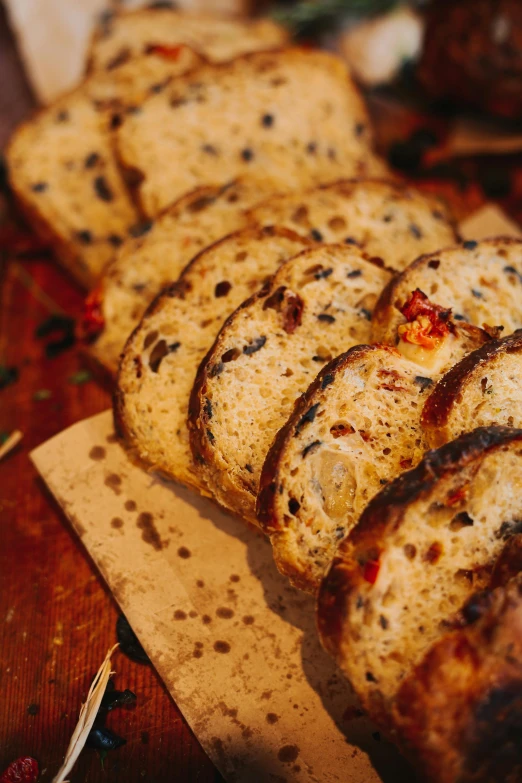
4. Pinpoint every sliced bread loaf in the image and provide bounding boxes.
[6,46,204,288]
[372,237,522,344]
[248,179,458,272]
[422,331,522,448]
[85,179,275,374]
[258,317,489,594]
[393,573,522,783]
[115,49,380,217]
[87,8,288,71]
[317,426,522,726]
[114,226,310,492]
[189,244,392,523]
